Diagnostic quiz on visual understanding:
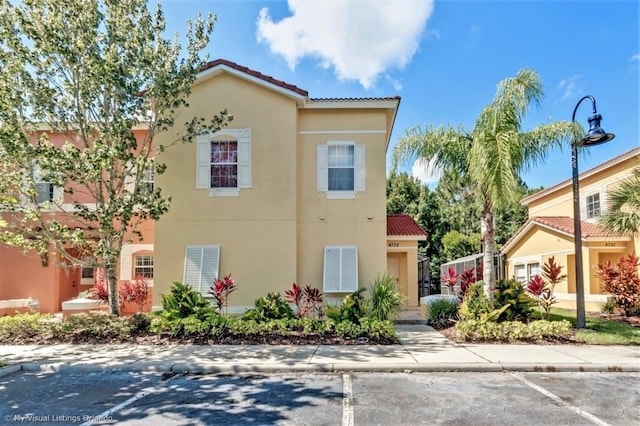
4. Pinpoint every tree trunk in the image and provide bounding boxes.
[480,205,495,301]
[106,262,120,316]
